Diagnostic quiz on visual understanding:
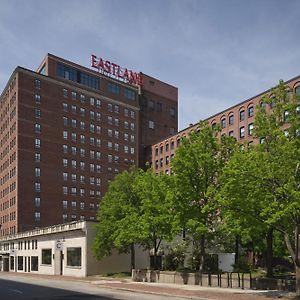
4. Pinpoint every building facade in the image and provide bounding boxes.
[152,76,300,174]
[0,221,148,276]
[0,54,178,236]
